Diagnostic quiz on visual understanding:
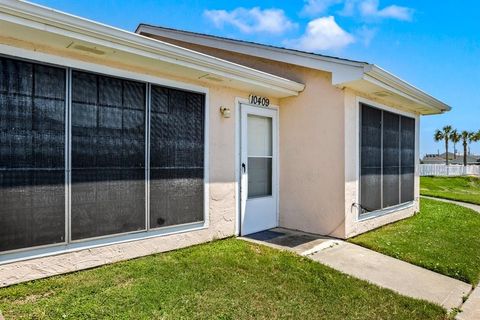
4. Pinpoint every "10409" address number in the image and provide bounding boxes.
[249,94,270,107]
